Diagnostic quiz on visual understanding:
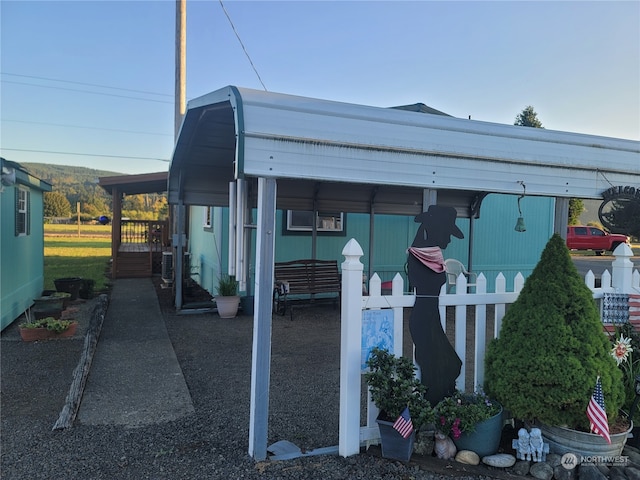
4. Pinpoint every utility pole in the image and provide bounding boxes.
[174,0,187,310]
[175,0,186,137]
